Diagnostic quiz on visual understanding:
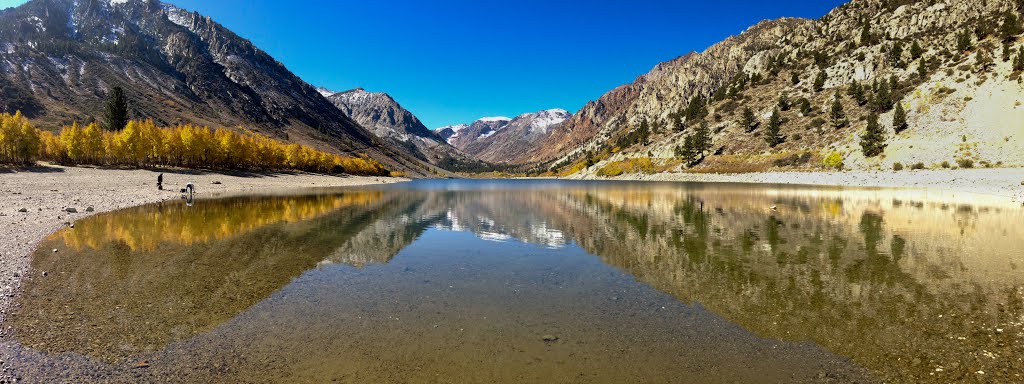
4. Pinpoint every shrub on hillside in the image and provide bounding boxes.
[822,152,844,170]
